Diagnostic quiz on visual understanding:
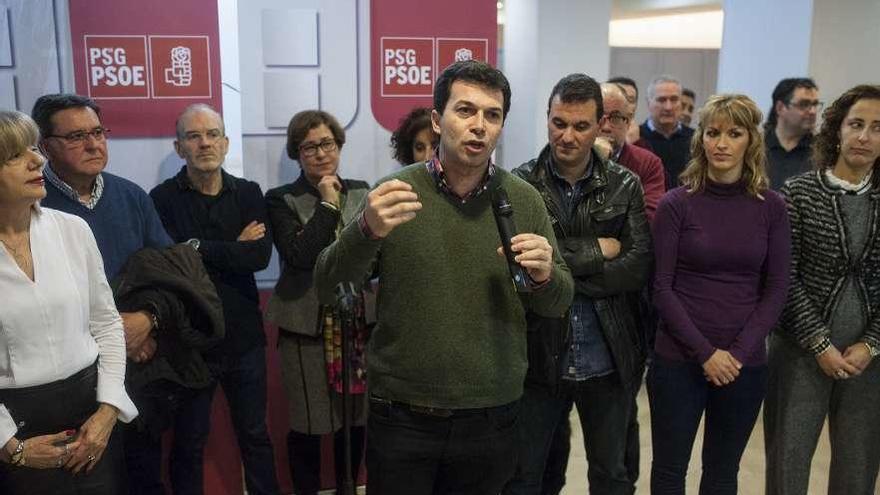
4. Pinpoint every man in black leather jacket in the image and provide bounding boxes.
[503,74,652,495]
